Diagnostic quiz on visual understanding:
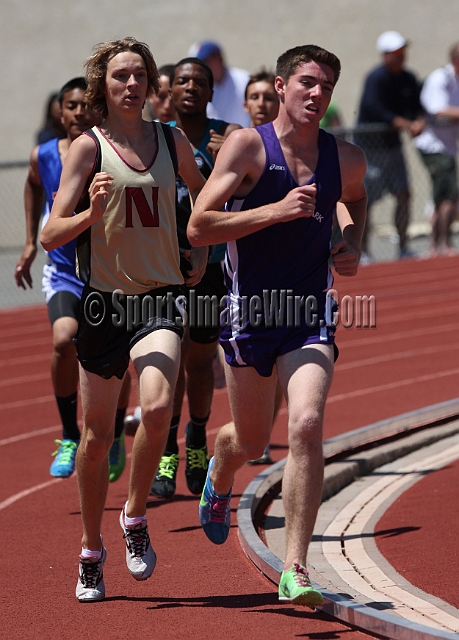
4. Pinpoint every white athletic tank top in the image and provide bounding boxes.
[79,123,183,294]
